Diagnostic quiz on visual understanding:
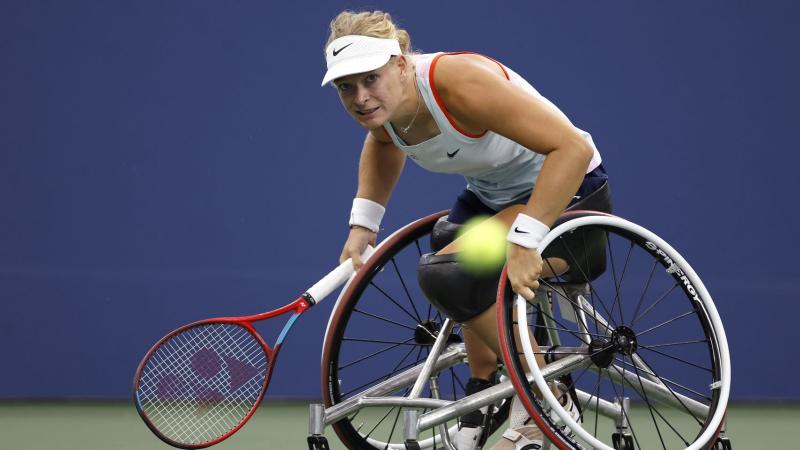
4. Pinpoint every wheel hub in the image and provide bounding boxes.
[589,325,639,368]
[612,326,638,356]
